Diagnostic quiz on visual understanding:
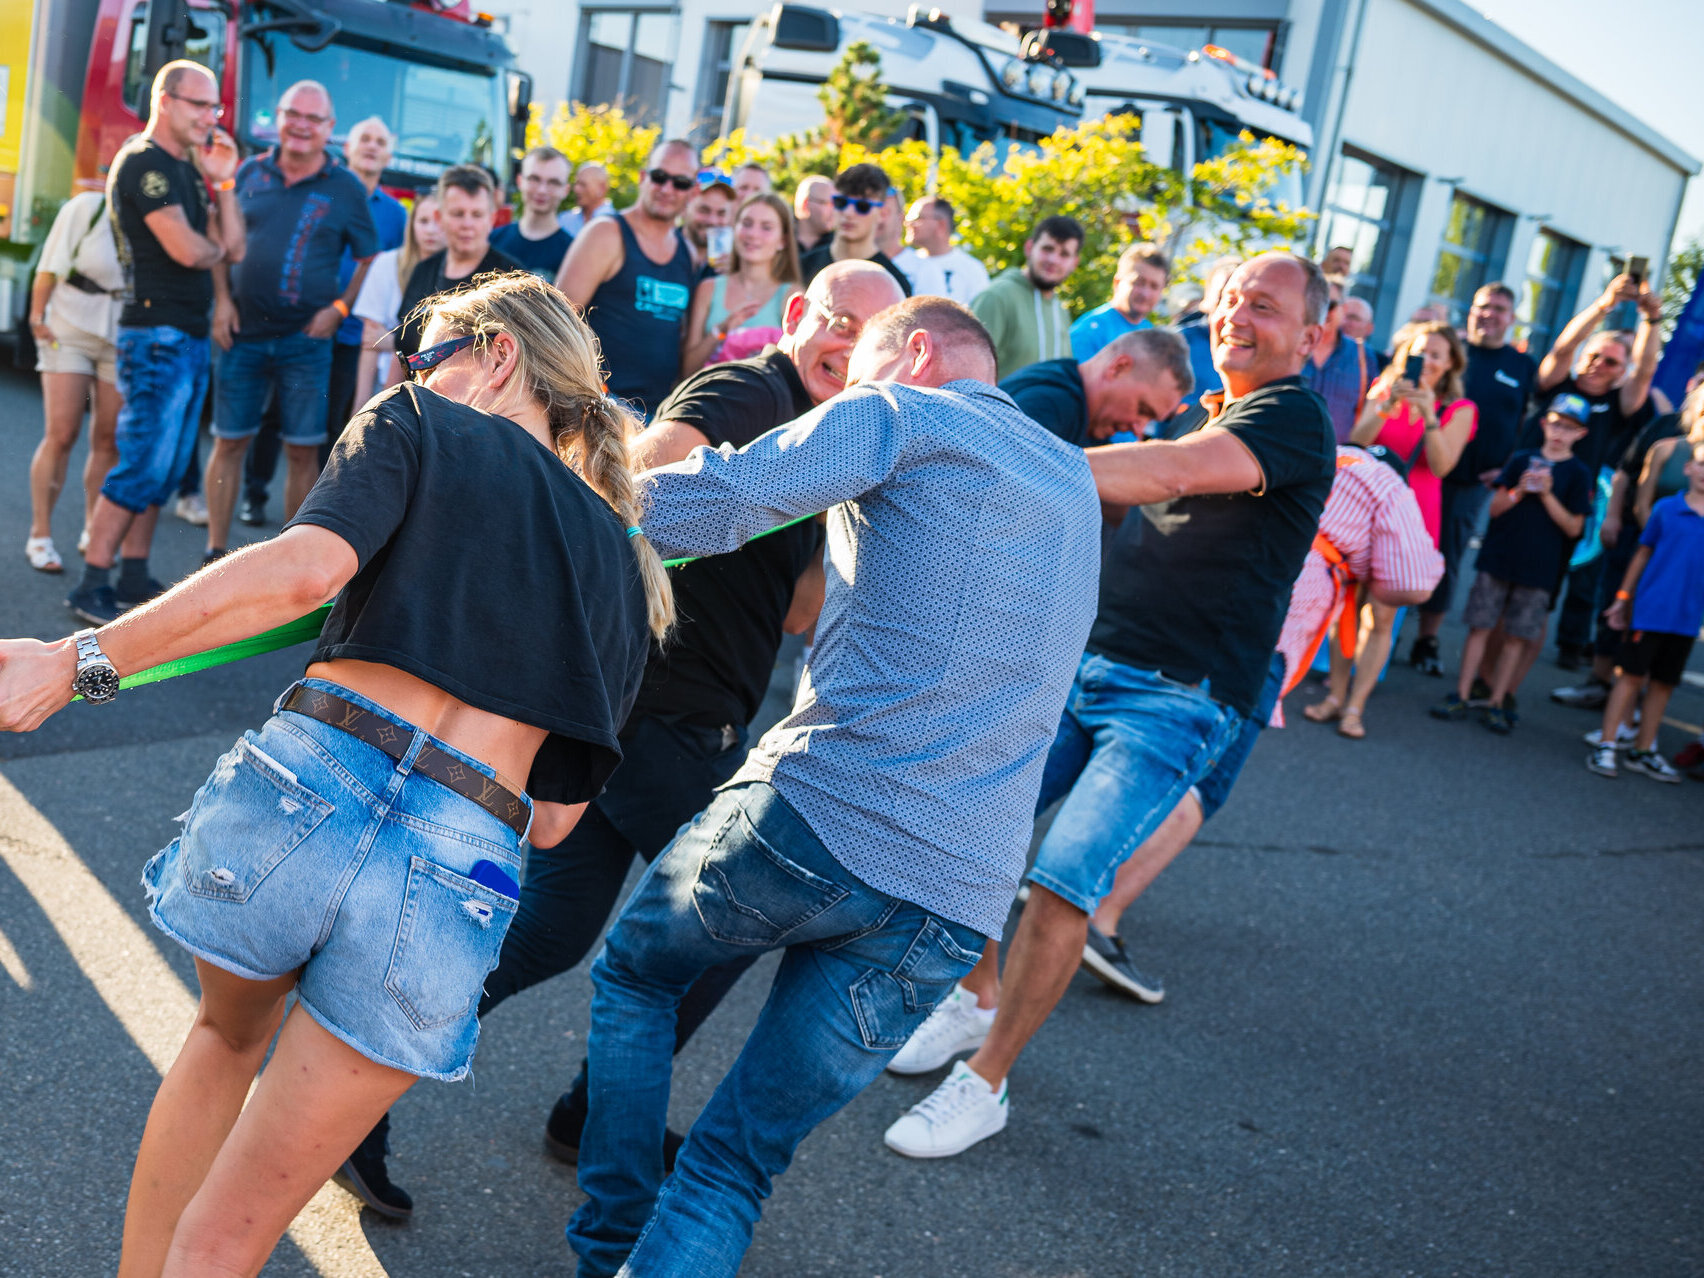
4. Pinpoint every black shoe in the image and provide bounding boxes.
[1555,643,1585,671]
[1430,693,1470,721]
[1080,923,1164,1003]
[66,583,121,625]
[202,548,230,567]
[114,576,166,609]
[543,1088,685,1172]
[1470,677,1492,704]
[334,1114,412,1220]
[1408,635,1443,678]
[1481,703,1516,735]
[239,497,267,526]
